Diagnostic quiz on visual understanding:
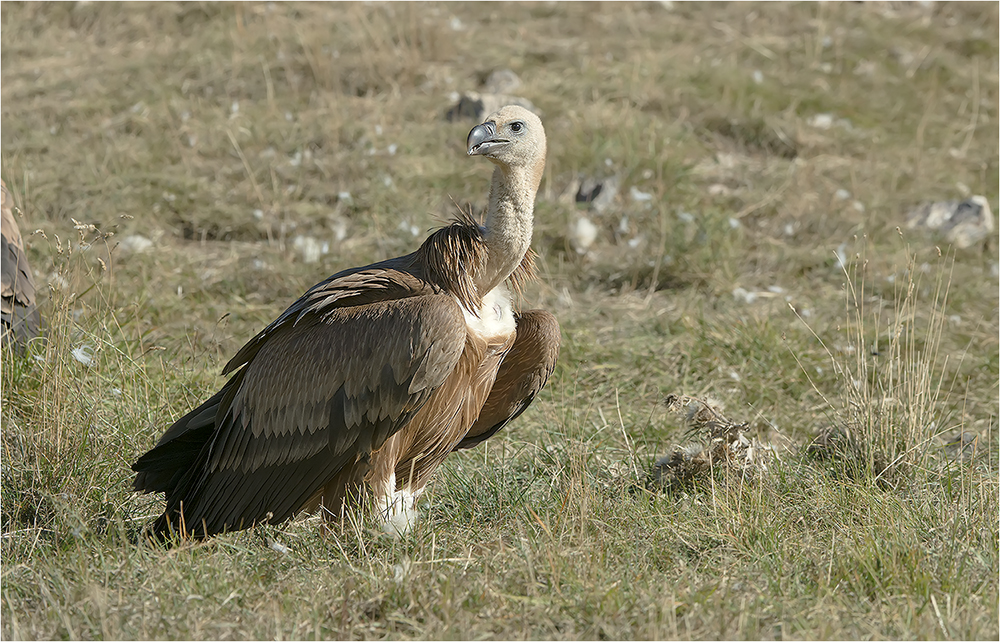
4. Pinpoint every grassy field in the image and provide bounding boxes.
[1,2,997,639]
